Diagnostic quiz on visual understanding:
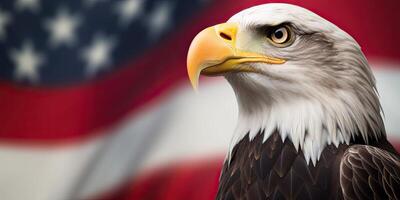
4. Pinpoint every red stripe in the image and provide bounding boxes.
[94,157,223,200]
[1,0,399,141]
